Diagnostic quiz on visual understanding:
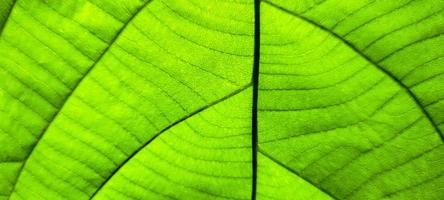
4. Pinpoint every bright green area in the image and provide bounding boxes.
[0,0,443,199]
